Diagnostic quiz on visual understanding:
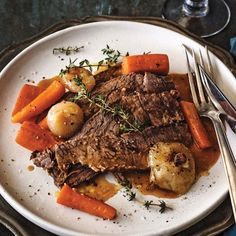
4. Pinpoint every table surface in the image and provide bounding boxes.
[0,0,236,53]
[0,0,236,236]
